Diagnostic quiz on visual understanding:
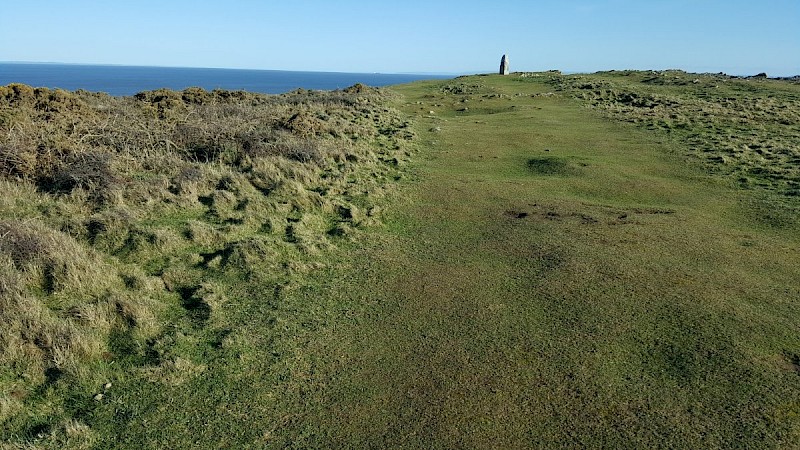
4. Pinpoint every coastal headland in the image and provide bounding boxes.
[1,71,799,448]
